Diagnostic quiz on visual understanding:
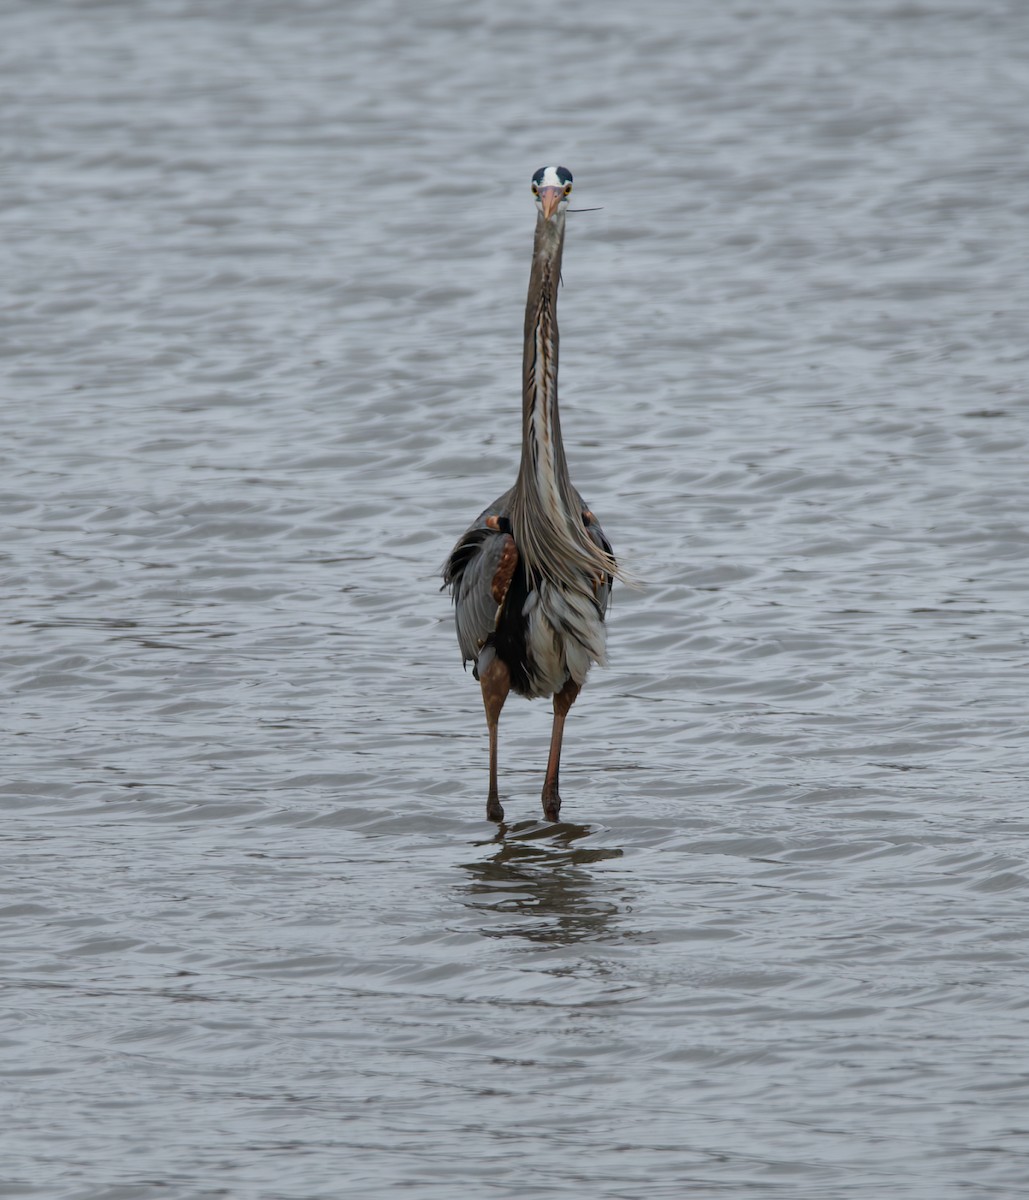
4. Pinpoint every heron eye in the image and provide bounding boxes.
[564,183,572,195]
[531,183,539,195]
